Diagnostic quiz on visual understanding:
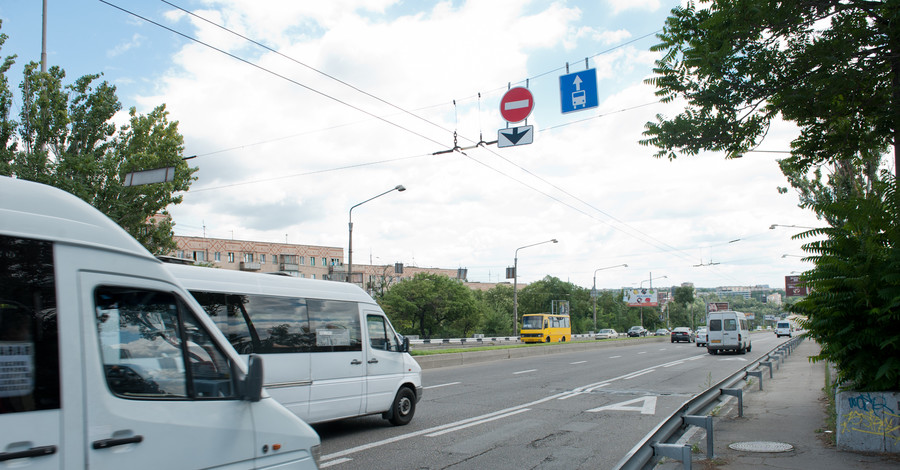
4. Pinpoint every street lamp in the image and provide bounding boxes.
[512,239,558,336]
[592,264,628,330]
[348,185,405,284]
